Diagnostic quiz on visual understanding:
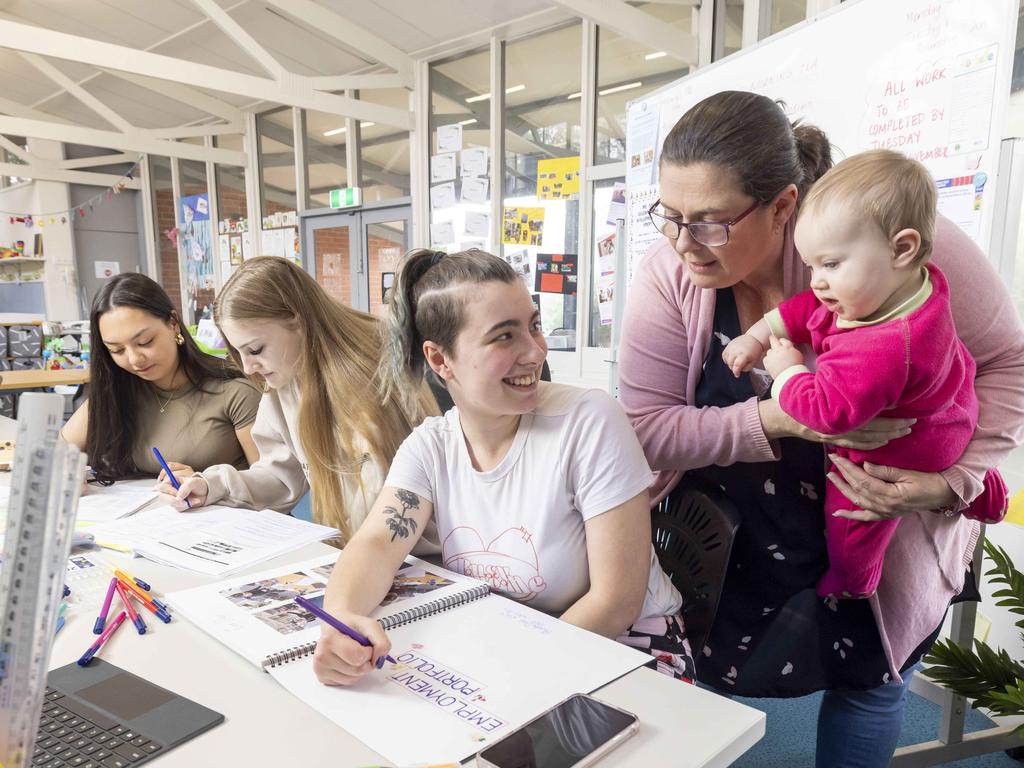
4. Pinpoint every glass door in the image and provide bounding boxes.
[301,212,364,310]
[360,206,410,317]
